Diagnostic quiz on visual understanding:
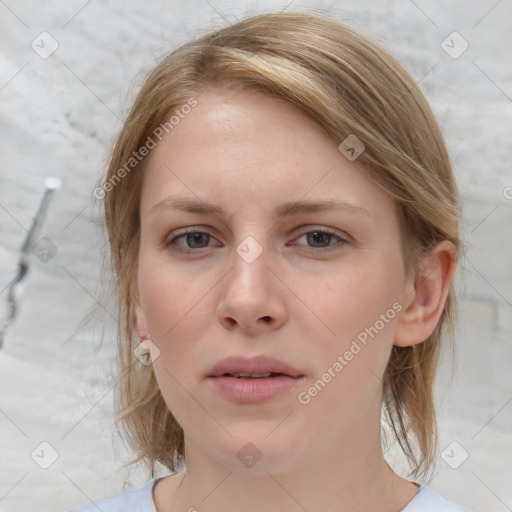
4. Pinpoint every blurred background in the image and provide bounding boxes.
[0,1,511,510]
